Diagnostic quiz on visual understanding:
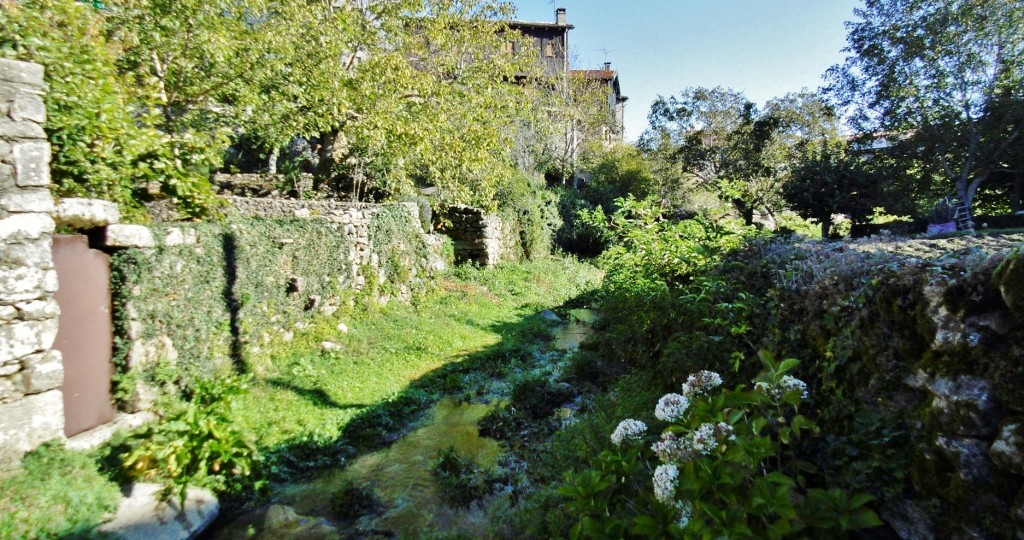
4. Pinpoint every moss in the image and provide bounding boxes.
[995,248,1024,323]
